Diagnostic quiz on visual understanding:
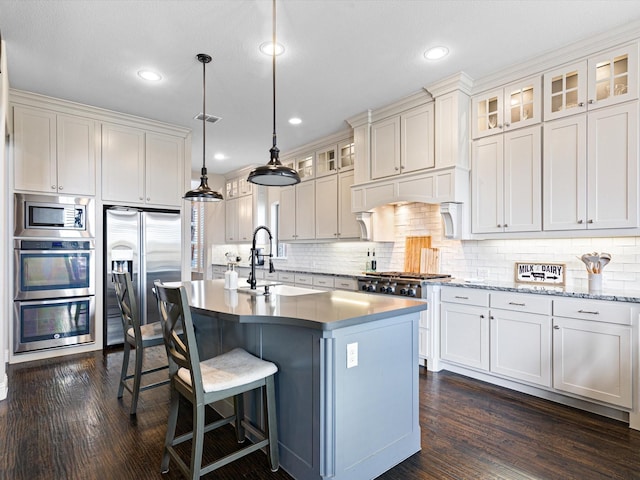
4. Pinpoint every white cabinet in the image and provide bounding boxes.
[225,195,253,243]
[13,105,96,195]
[440,287,490,371]
[371,103,434,180]
[279,181,315,241]
[296,152,315,181]
[489,292,552,387]
[544,43,639,121]
[102,123,185,207]
[334,277,357,291]
[543,102,638,230]
[312,275,335,291]
[552,297,633,409]
[472,76,541,139]
[315,170,359,240]
[472,125,541,233]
